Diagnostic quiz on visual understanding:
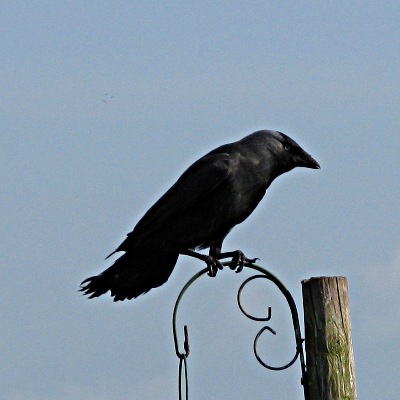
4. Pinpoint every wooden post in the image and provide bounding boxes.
[302,277,357,400]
